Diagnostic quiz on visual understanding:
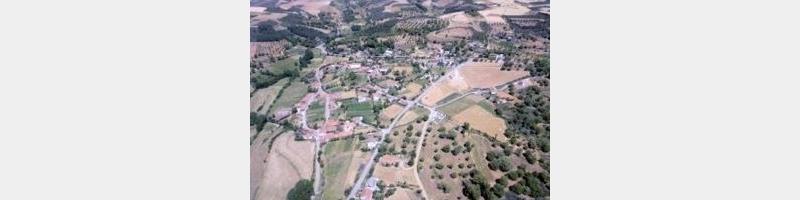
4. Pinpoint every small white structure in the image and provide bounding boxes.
[348,63,362,69]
